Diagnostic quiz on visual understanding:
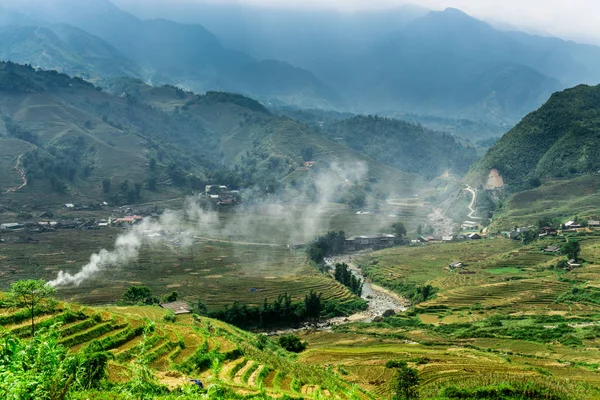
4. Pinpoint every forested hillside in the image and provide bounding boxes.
[0,24,140,80]
[0,63,421,209]
[467,84,600,188]
[325,115,478,178]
